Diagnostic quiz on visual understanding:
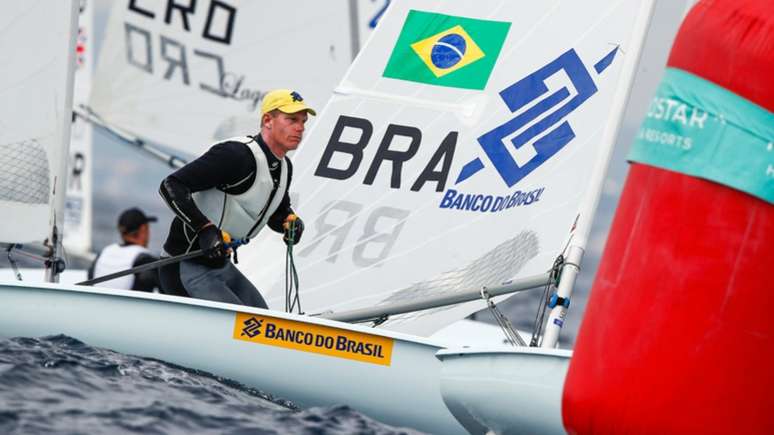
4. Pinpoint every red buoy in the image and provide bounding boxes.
[563,1,774,433]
